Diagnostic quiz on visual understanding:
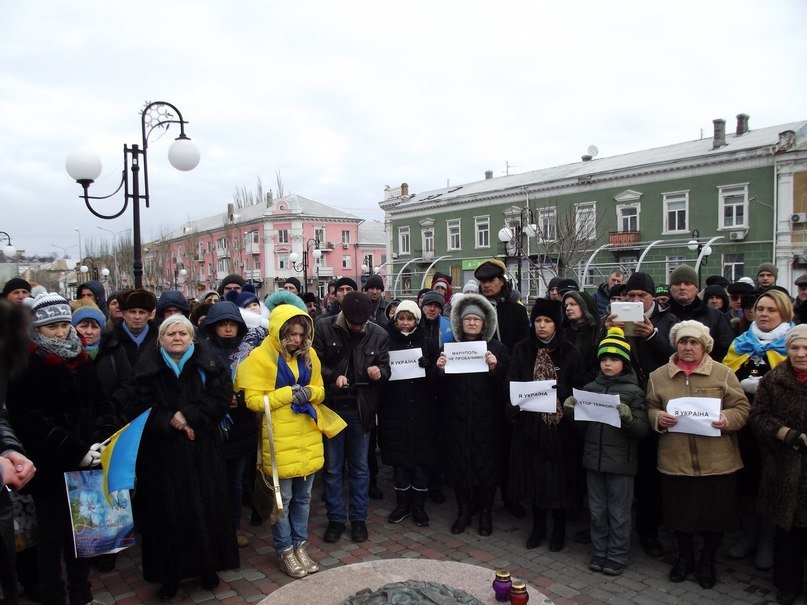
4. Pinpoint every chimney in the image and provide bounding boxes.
[401,182,409,197]
[227,202,235,219]
[713,118,726,149]
[485,170,493,180]
[736,113,749,136]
